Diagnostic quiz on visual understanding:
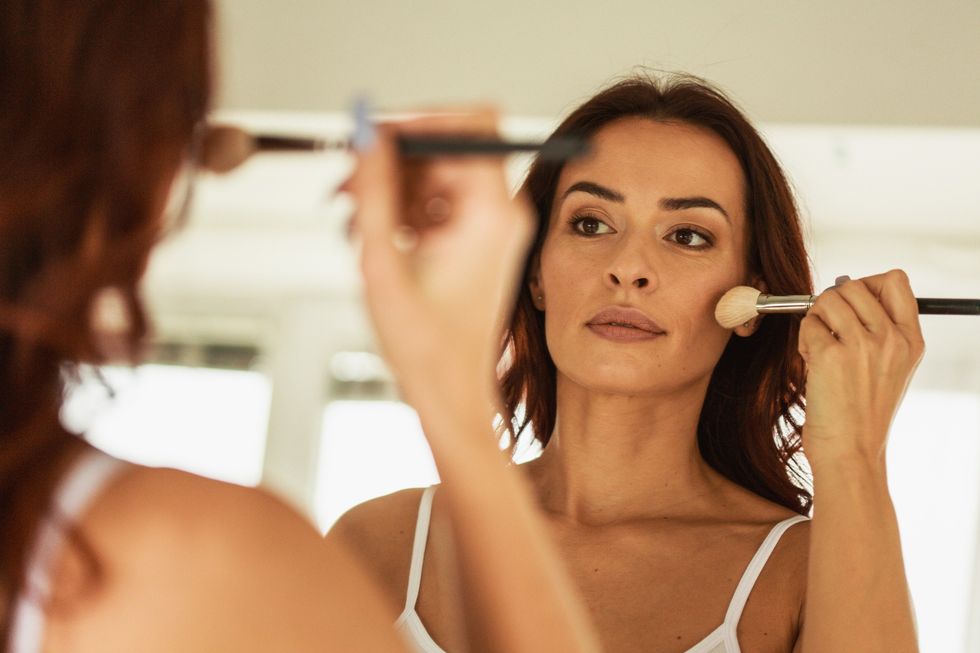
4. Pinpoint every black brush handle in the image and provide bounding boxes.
[252,133,590,162]
[916,298,980,315]
[397,135,589,161]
